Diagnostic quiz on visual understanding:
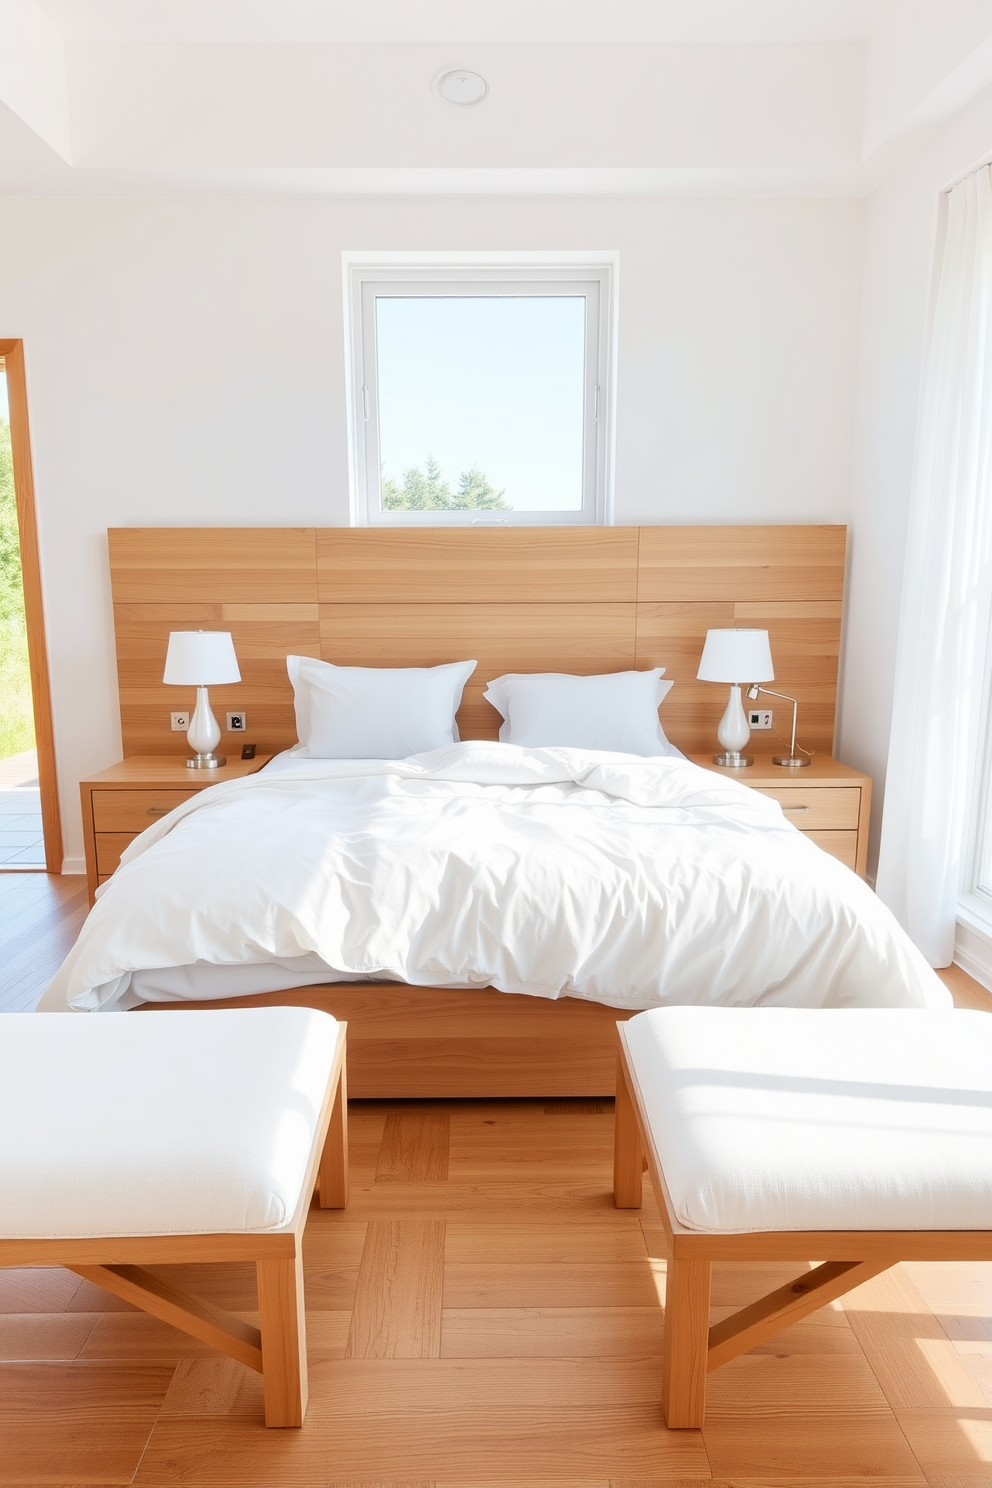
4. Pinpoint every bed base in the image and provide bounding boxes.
[142,982,636,1098]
